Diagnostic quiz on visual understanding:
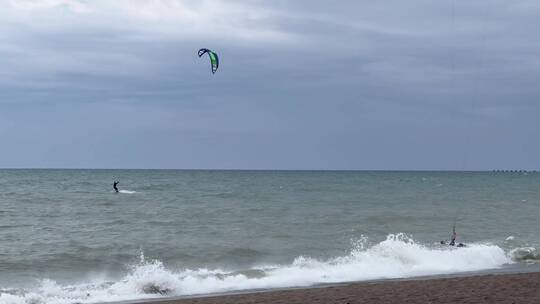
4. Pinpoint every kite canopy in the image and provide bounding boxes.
[198,48,219,74]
